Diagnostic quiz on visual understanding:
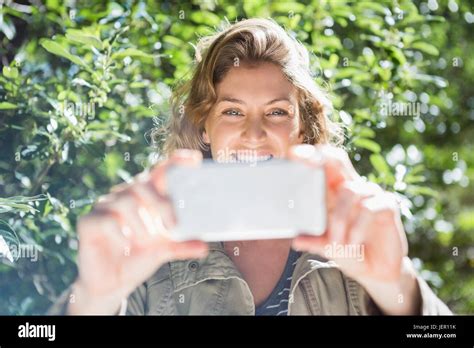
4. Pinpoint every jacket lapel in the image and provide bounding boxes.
[168,242,254,314]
